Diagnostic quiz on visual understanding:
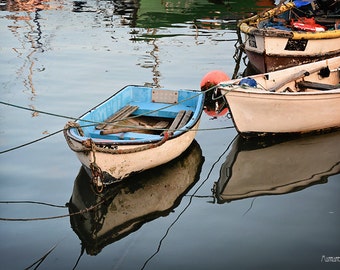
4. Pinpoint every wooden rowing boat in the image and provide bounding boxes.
[68,140,203,254]
[64,85,204,190]
[239,1,340,73]
[214,131,340,203]
[219,56,340,136]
